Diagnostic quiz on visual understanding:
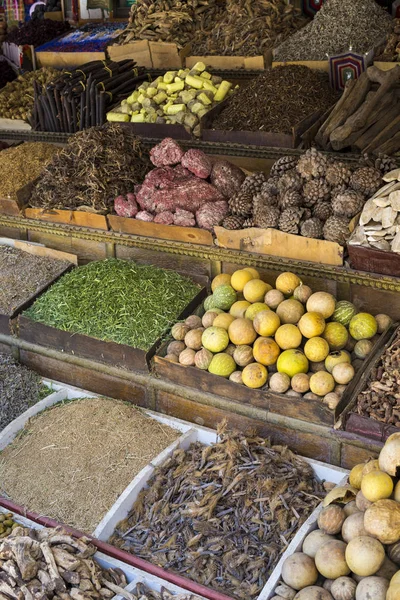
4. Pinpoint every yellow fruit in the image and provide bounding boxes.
[310,371,335,396]
[275,324,302,350]
[211,273,231,292]
[228,318,257,345]
[277,349,309,378]
[345,536,385,577]
[306,291,336,319]
[276,299,305,324]
[245,302,269,321]
[325,350,351,373]
[276,272,302,296]
[298,312,326,338]
[361,470,394,502]
[243,279,272,303]
[213,313,235,331]
[243,267,260,279]
[323,322,349,351]
[349,463,365,489]
[253,337,281,366]
[242,363,268,389]
[230,300,251,318]
[230,269,254,292]
[362,459,380,477]
[304,337,330,362]
[394,480,400,502]
[254,310,280,337]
